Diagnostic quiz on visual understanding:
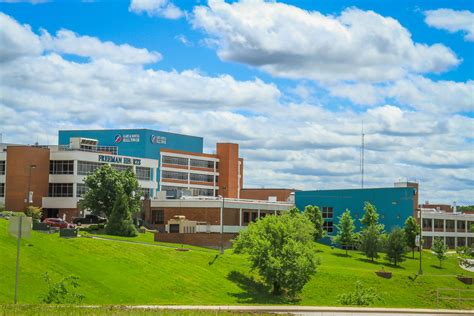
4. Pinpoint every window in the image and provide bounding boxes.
[160,185,181,191]
[0,183,4,197]
[251,212,258,222]
[151,210,164,224]
[457,220,466,231]
[445,220,455,231]
[162,156,188,166]
[191,188,214,196]
[162,170,188,181]
[190,159,214,169]
[136,167,152,181]
[422,218,432,229]
[50,160,74,175]
[112,164,131,172]
[434,219,444,230]
[48,183,73,197]
[322,207,333,218]
[323,221,333,233]
[190,173,214,183]
[0,161,5,175]
[243,212,250,224]
[78,161,104,175]
[76,183,88,198]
